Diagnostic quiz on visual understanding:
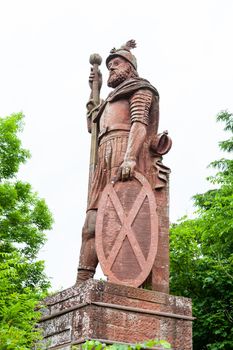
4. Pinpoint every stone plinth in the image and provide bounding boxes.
[39,280,193,350]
